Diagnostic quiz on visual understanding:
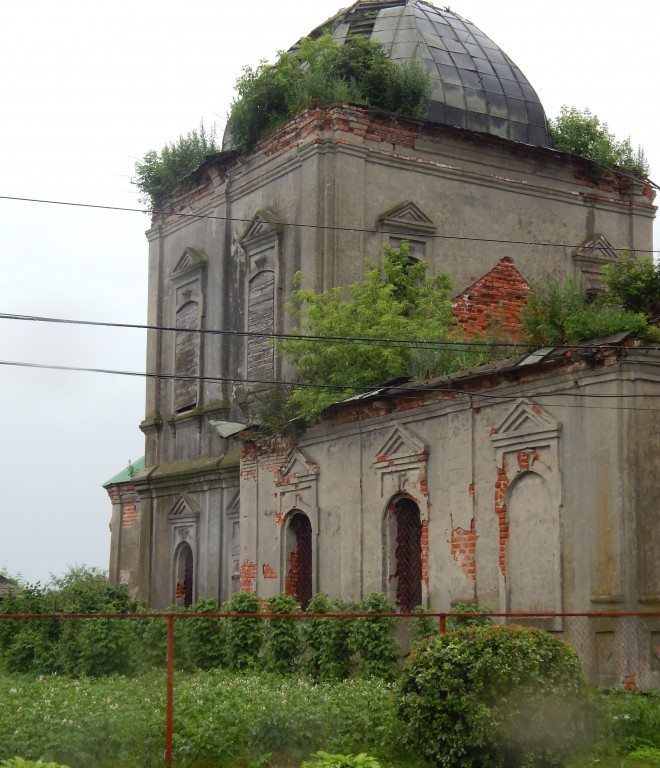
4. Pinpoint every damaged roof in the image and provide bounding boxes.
[299,0,551,146]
